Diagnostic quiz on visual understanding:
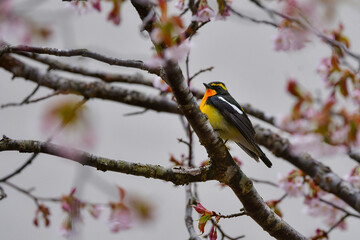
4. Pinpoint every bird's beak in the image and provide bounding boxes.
[203,83,210,89]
